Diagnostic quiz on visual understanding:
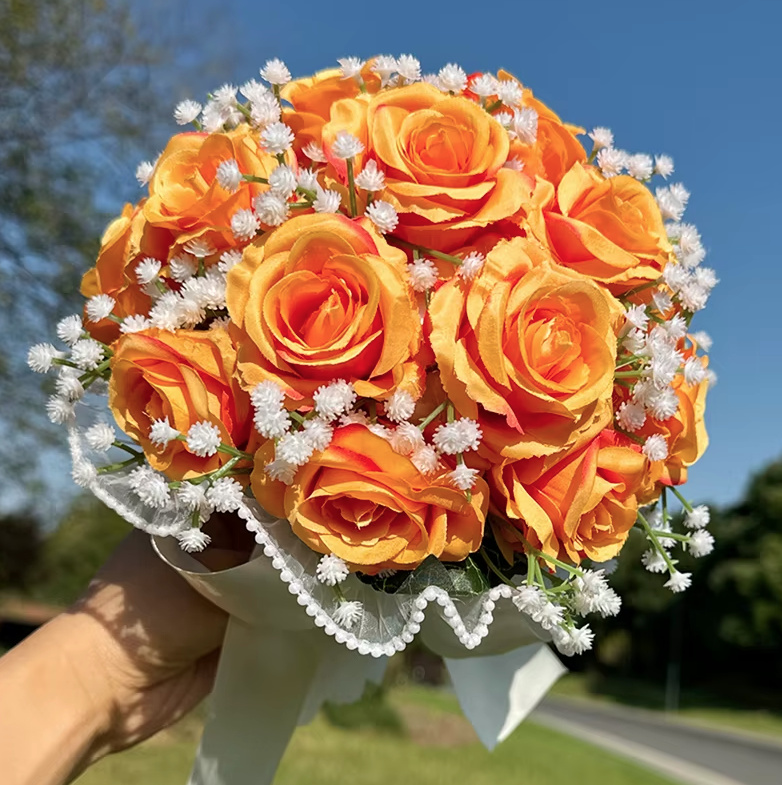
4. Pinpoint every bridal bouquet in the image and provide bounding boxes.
[30,55,716,662]
[30,54,717,784]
